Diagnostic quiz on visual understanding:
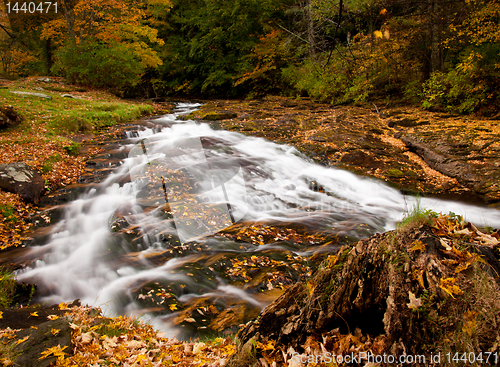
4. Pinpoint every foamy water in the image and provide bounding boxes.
[17,103,500,337]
